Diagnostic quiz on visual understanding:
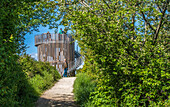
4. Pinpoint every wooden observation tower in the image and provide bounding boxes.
[35,32,82,75]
